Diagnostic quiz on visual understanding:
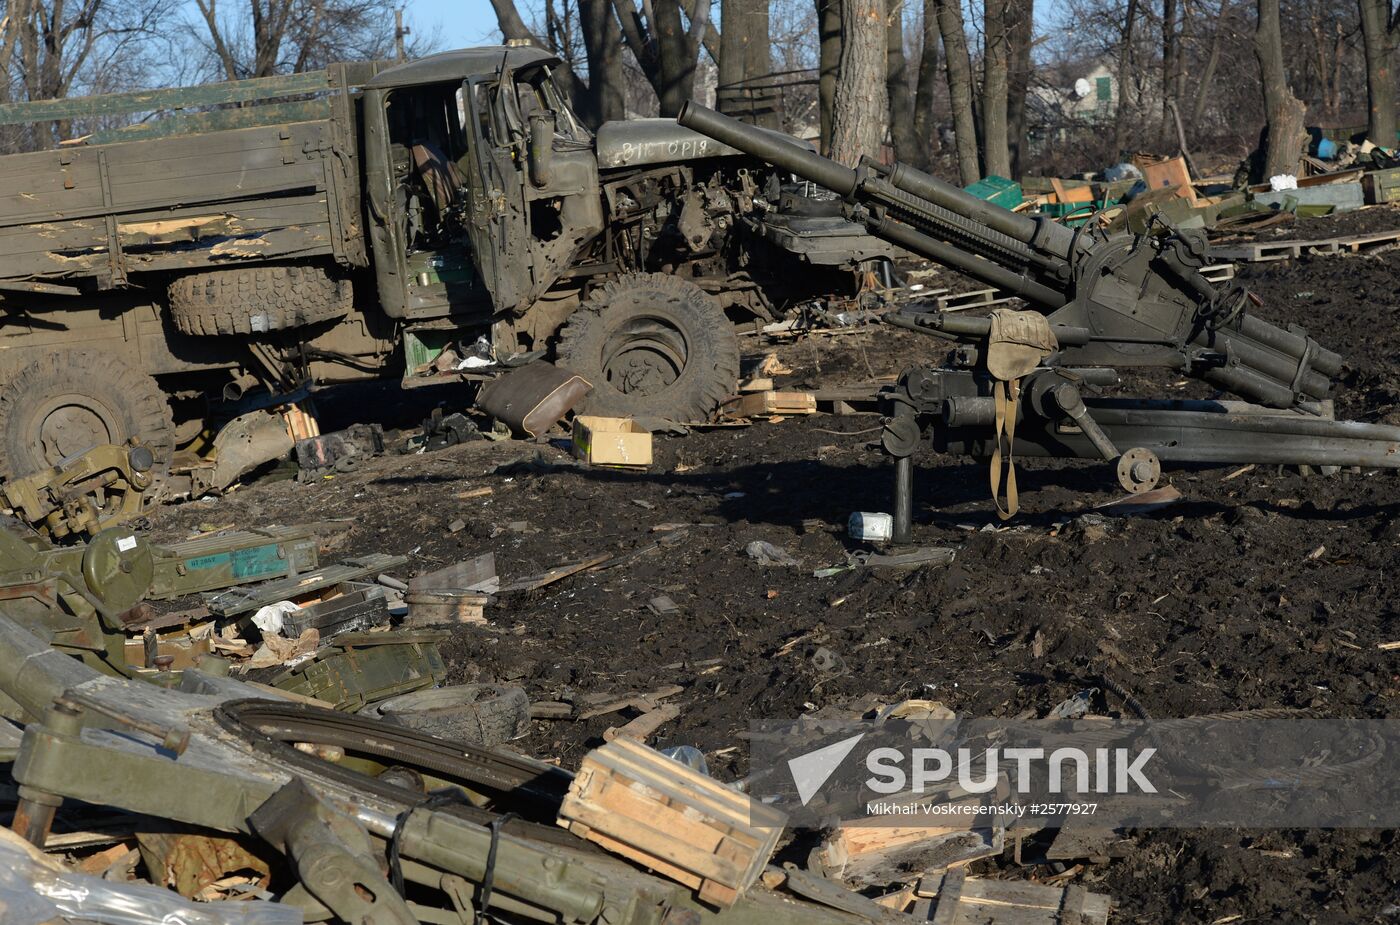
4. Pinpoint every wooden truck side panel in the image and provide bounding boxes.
[0,63,376,290]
